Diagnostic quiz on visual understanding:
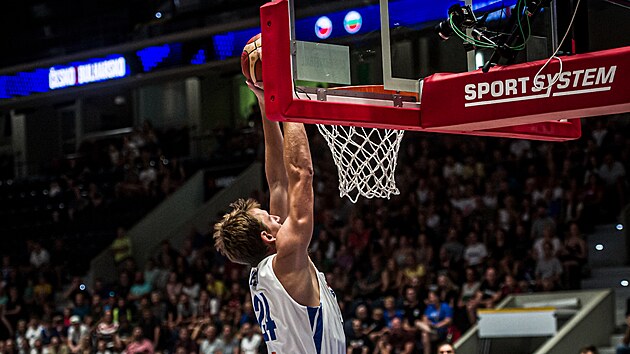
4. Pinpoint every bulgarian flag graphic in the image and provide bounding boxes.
[344,11,362,34]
